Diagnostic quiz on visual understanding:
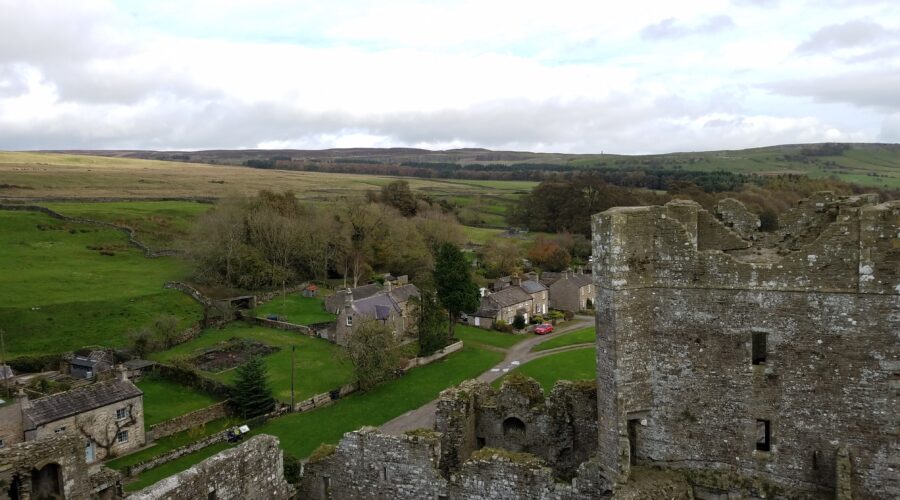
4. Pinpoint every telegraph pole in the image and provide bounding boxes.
[290,344,296,411]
